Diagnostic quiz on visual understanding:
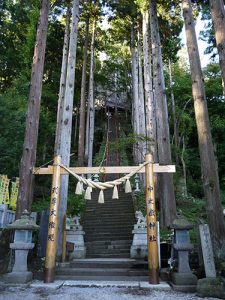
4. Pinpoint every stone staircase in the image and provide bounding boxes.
[55,258,148,281]
[83,189,135,258]
[55,189,149,281]
[55,111,149,281]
